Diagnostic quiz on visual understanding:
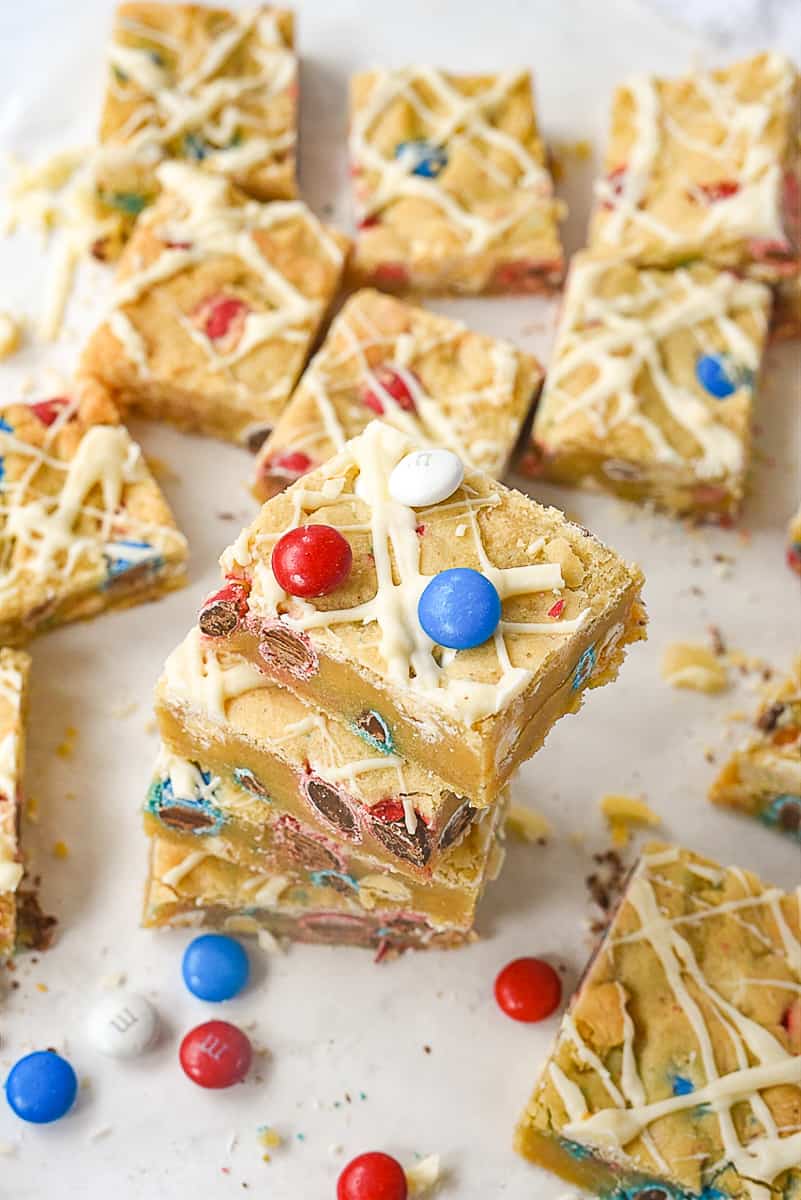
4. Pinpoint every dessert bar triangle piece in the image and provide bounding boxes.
[0,649,30,961]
